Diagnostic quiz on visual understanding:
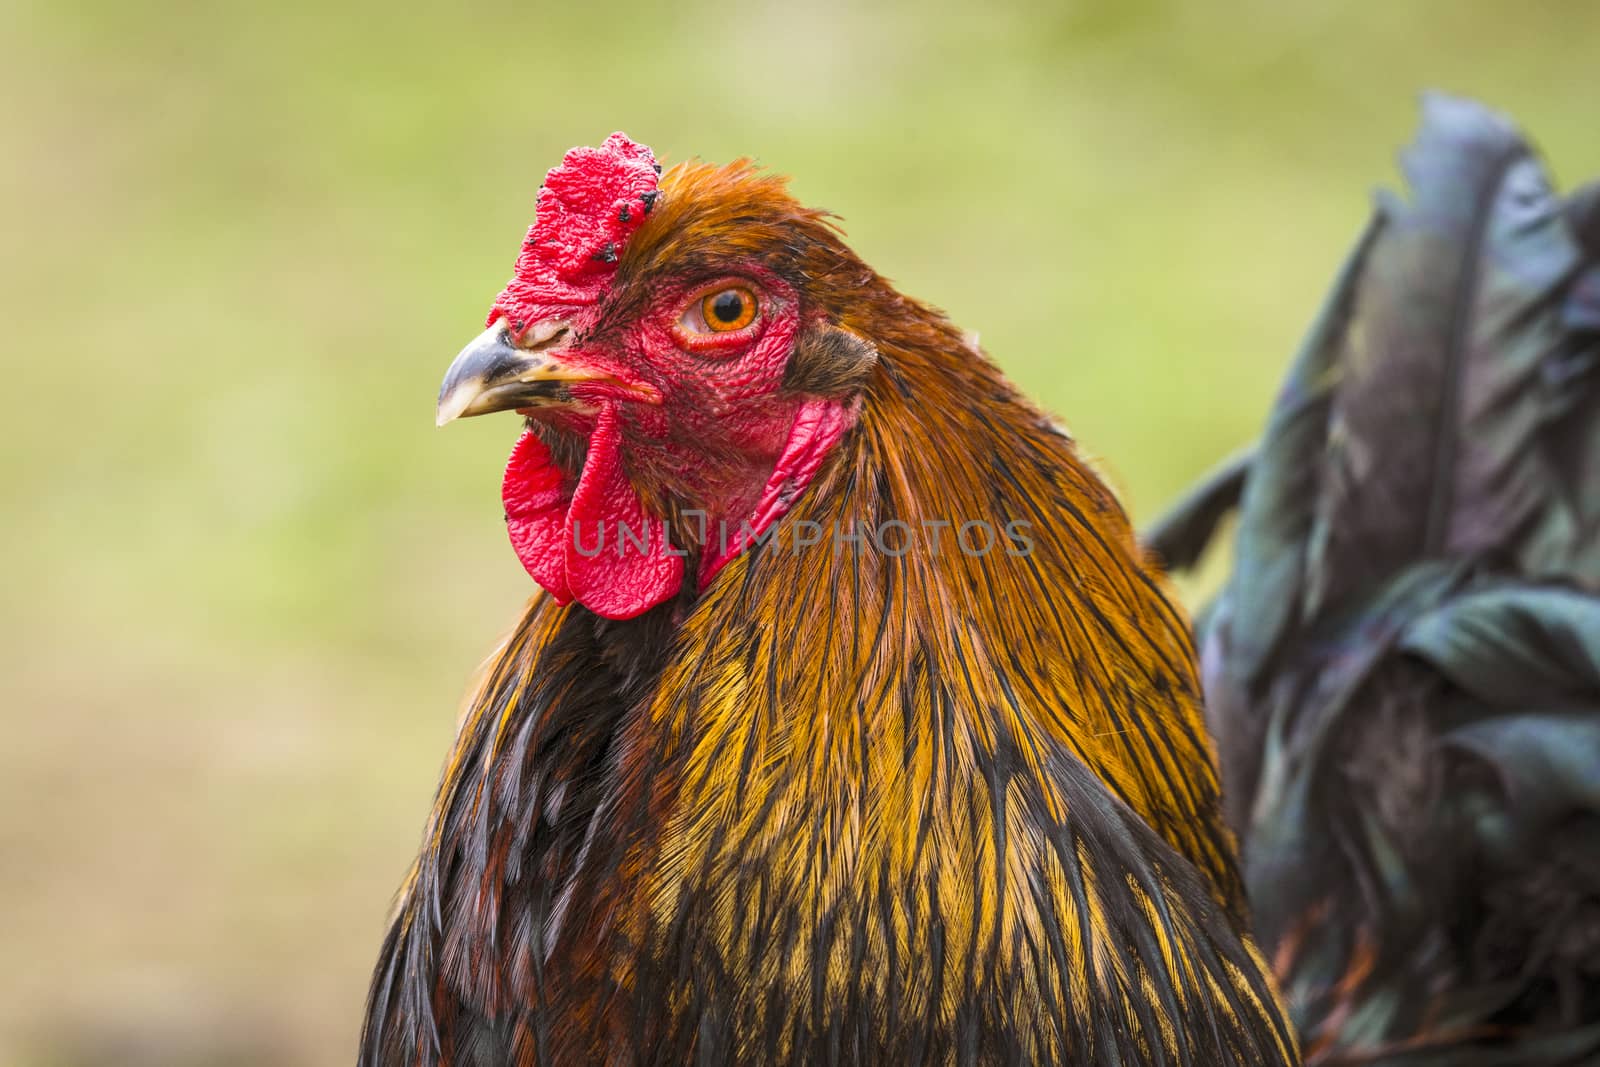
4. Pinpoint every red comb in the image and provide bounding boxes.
[488,133,661,335]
